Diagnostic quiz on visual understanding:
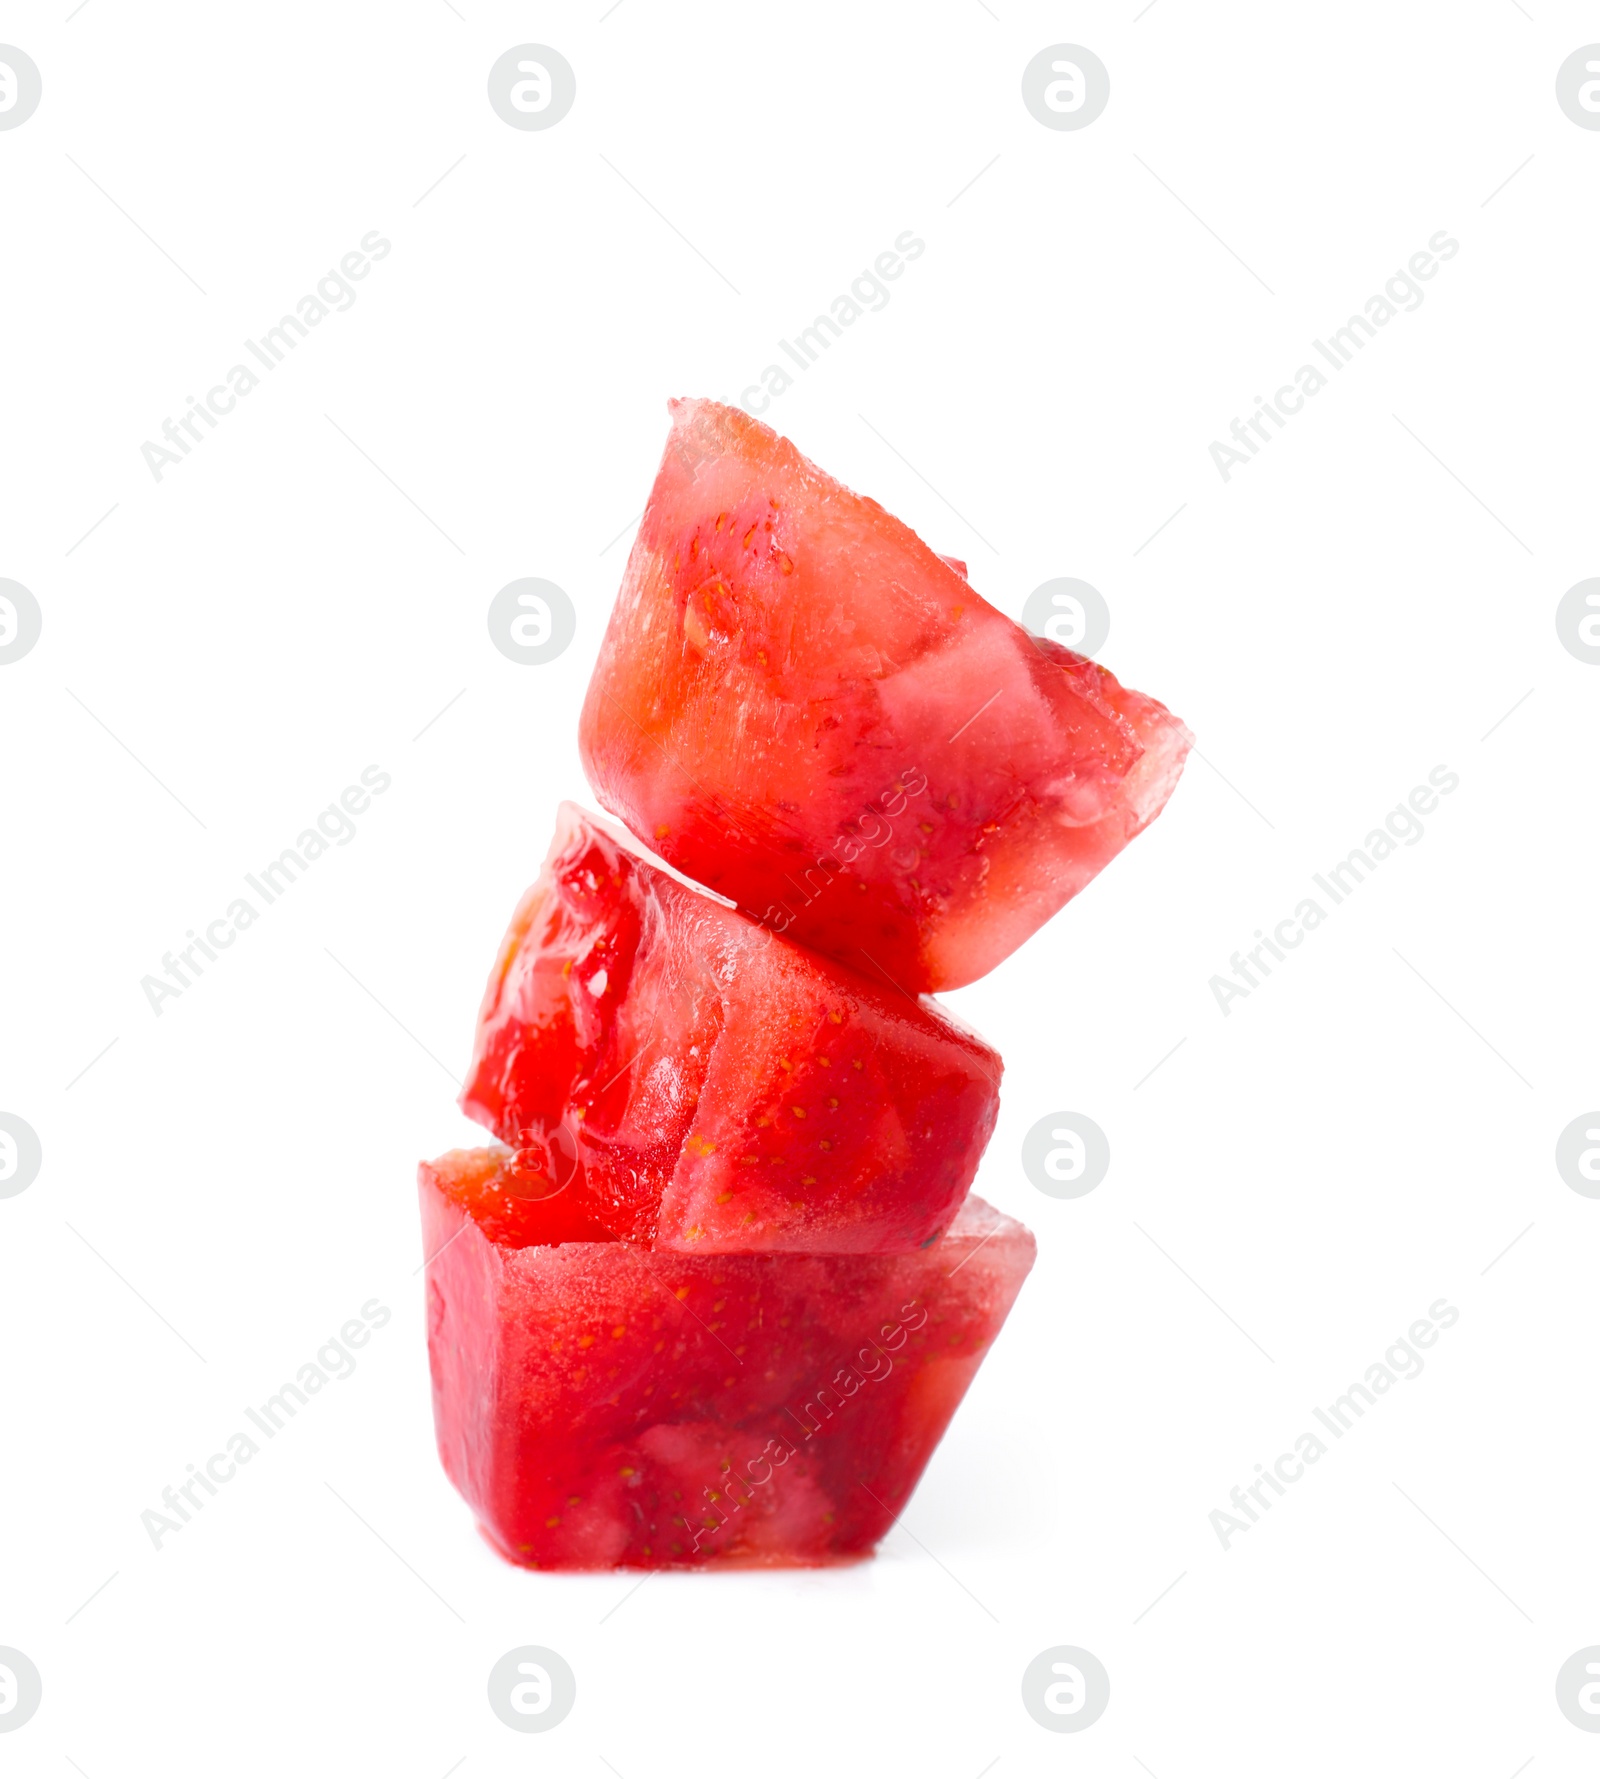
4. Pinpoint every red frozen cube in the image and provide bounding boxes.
[579,398,1191,993]
[420,1145,1035,1569]
[460,803,1000,1254]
